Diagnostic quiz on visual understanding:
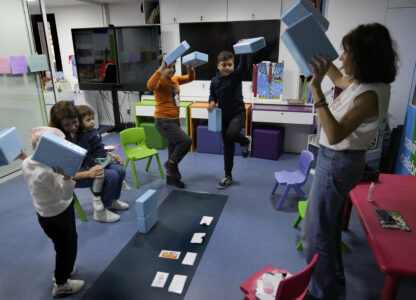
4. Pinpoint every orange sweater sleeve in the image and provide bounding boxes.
[147,70,162,91]
[174,69,195,85]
